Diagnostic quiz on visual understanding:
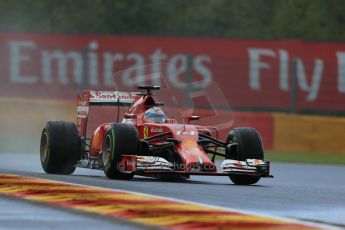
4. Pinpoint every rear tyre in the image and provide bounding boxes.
[40,121,80,175]
[103,123,139,180]
[226,127,264,185]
